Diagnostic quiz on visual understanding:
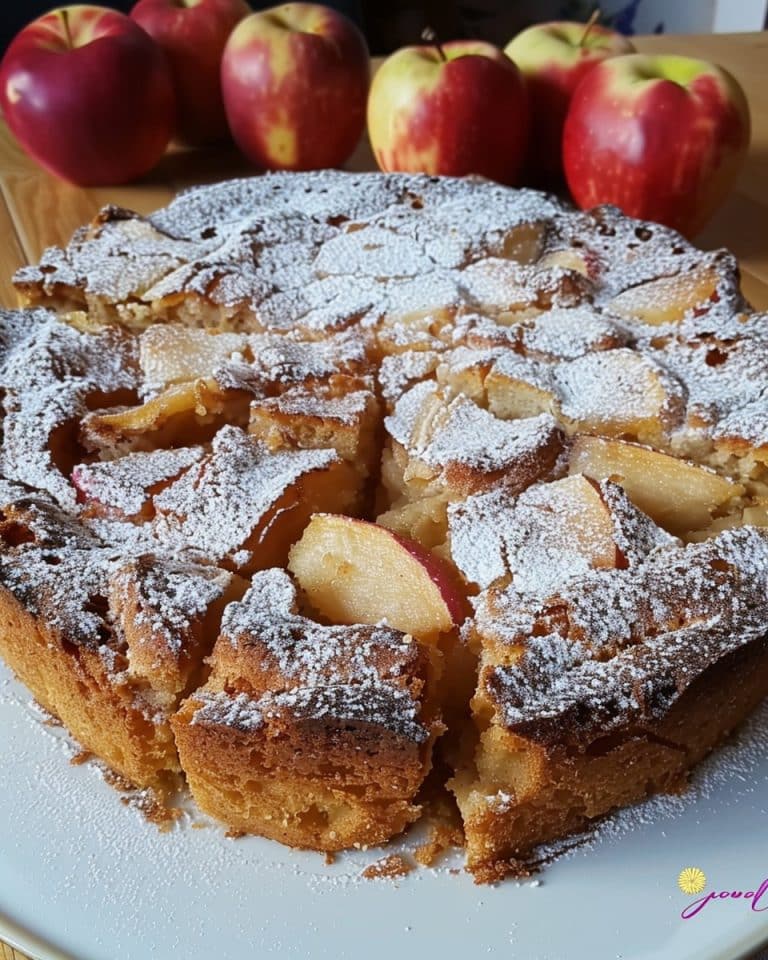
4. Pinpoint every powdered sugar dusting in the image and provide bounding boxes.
[151,426,339,567]
[480,526,768,742]
[111,557,234,658]
[0,308,137,506]
[15,172,565,335]
[385,381,560,478]
[193,569,430,743]
[221,569,419,686]
[73,446,204,517]
[3,171,768,894]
